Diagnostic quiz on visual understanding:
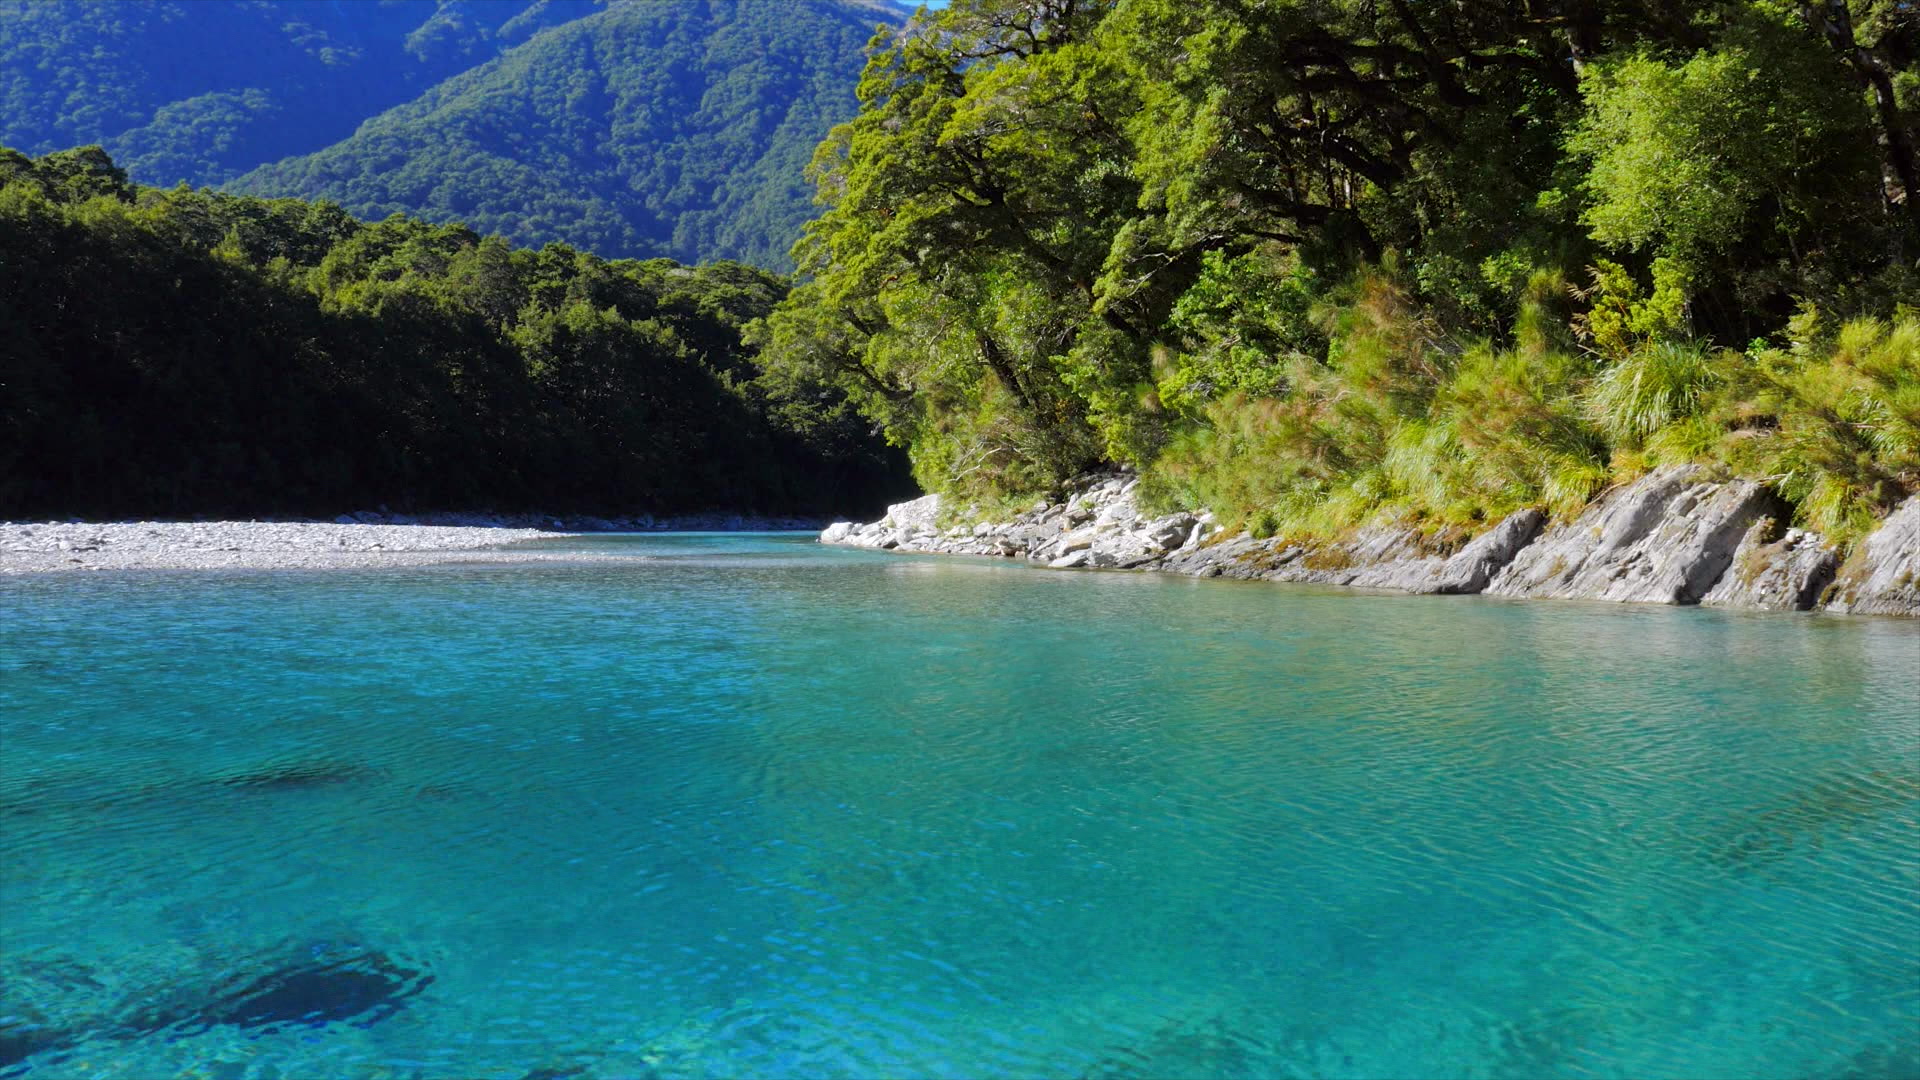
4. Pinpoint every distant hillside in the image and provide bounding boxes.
[228,0,896,268]
[0,0,598,186]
